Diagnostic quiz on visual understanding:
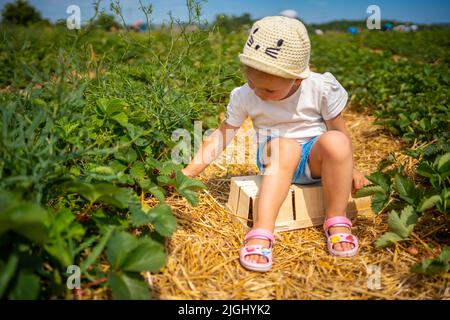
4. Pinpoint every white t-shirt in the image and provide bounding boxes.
[224,72,348,144]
